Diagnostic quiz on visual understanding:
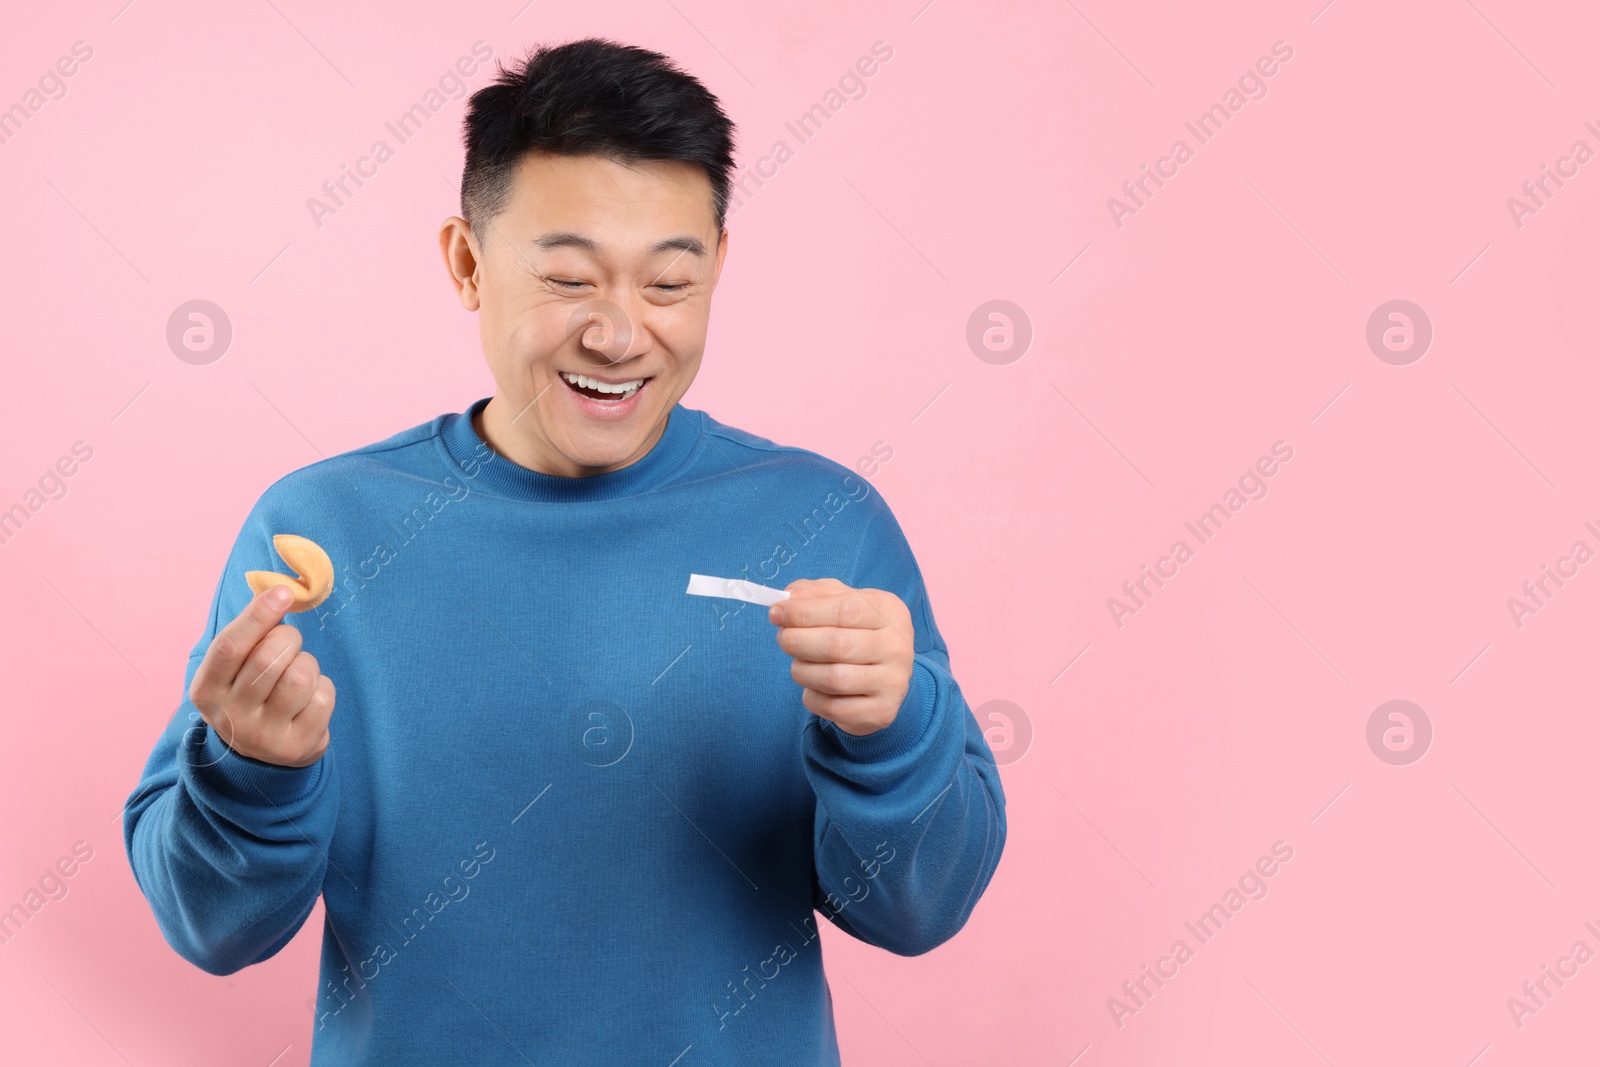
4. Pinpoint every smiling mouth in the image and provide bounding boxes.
[559,371,650,402]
